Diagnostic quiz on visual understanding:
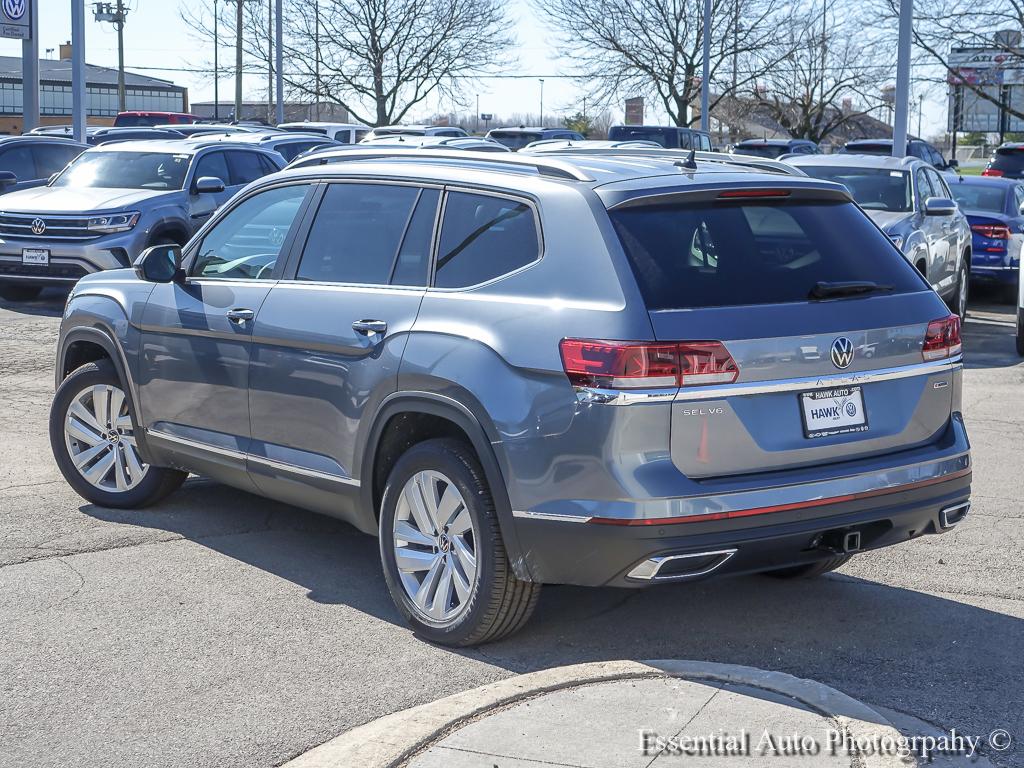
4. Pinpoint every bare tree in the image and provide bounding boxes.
[533,0,792,126]
[751,3,889,142]
[284,0,516,126]
[182,0,515,127]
